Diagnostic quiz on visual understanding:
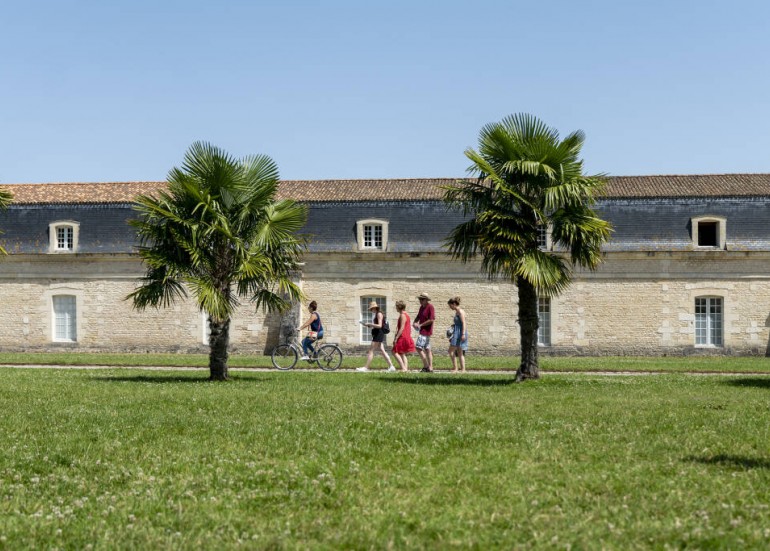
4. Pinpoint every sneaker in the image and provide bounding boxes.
[300,355,310,361]
[355,367,370,372]
[387,365,397,372]
[419,367,433,373]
